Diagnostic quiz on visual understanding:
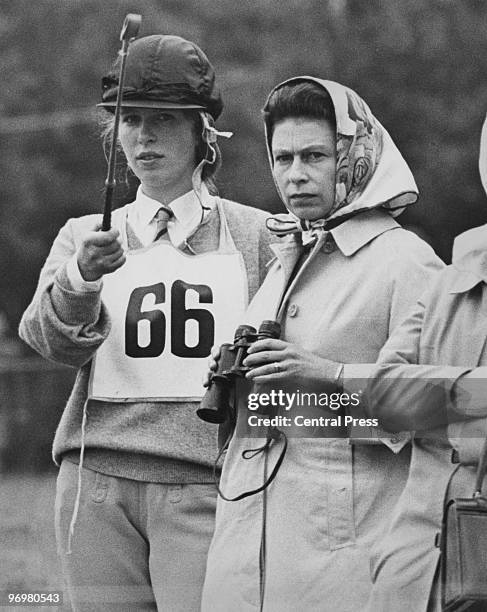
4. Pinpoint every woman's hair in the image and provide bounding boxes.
[263,81,336,141]
[99,110,221,195]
